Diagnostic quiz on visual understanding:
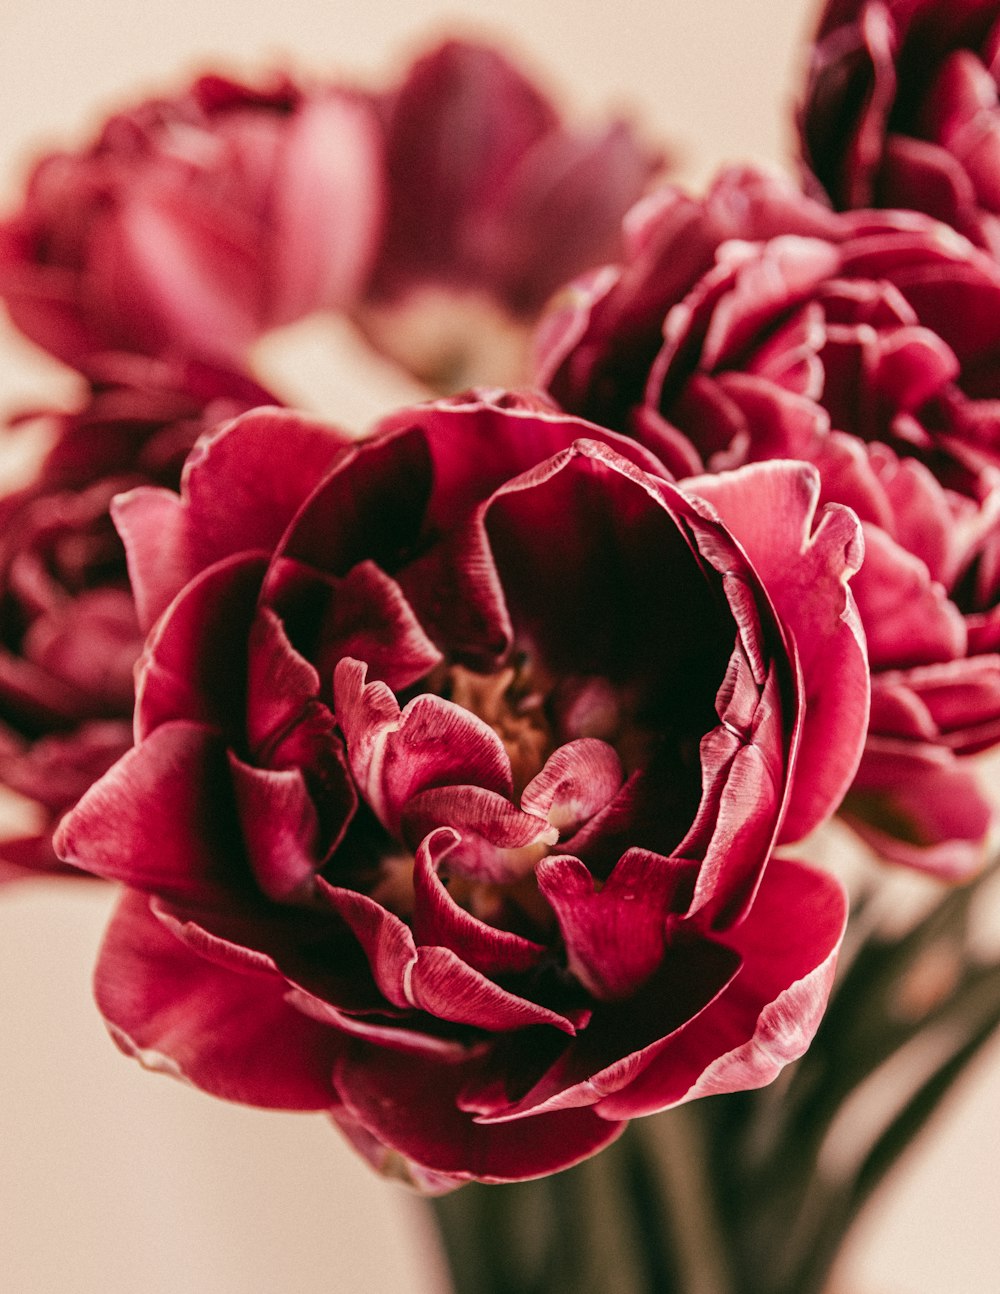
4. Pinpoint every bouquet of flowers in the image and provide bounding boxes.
[2,1,999,1290]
